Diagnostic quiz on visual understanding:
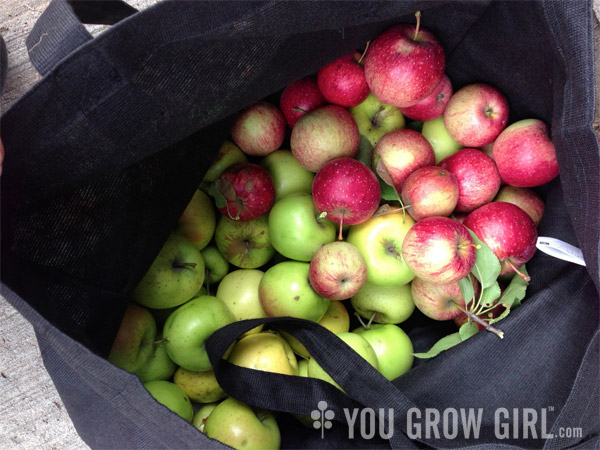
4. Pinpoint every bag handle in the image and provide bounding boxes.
[26,0,137,76]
